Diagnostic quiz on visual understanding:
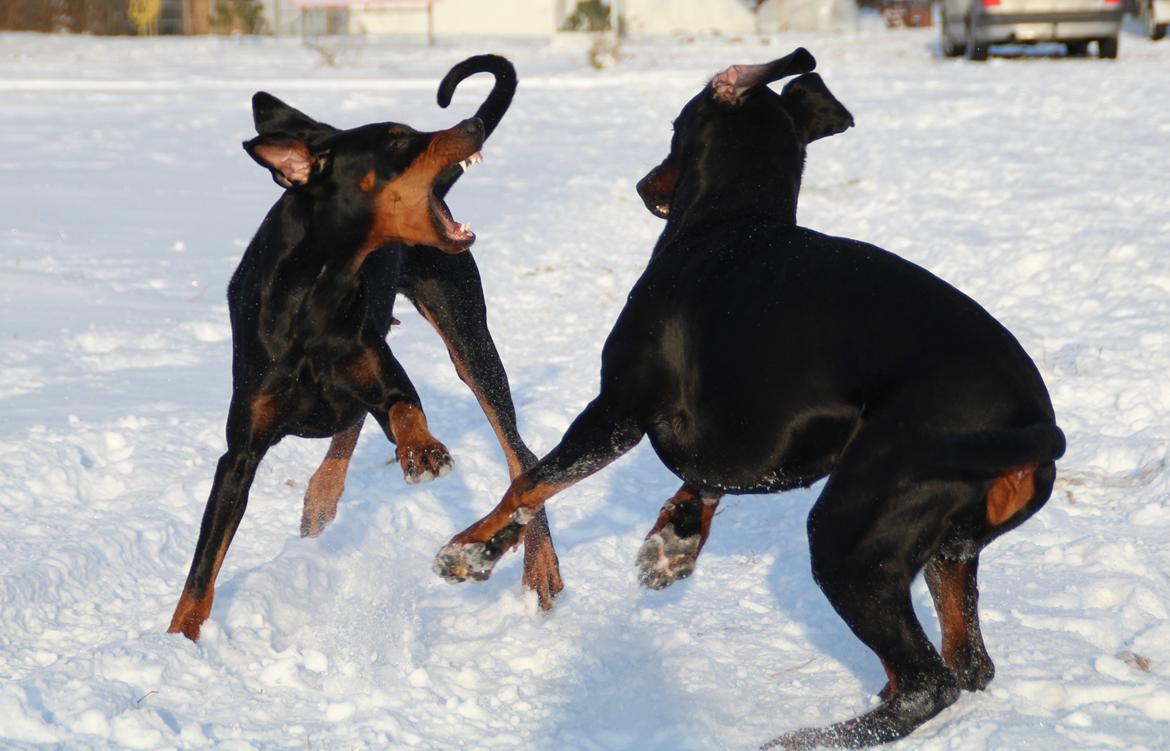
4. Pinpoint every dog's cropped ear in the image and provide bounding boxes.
[636,158,679,219]
[251,92,339,145]
[244,134,328,189]
[779,73,854,144]
[711,48,817,107]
